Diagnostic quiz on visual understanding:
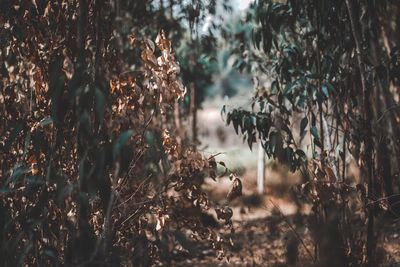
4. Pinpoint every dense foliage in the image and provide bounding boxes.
[0,1,239,266]
[2,0,400,266]
[224,0,400,265]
